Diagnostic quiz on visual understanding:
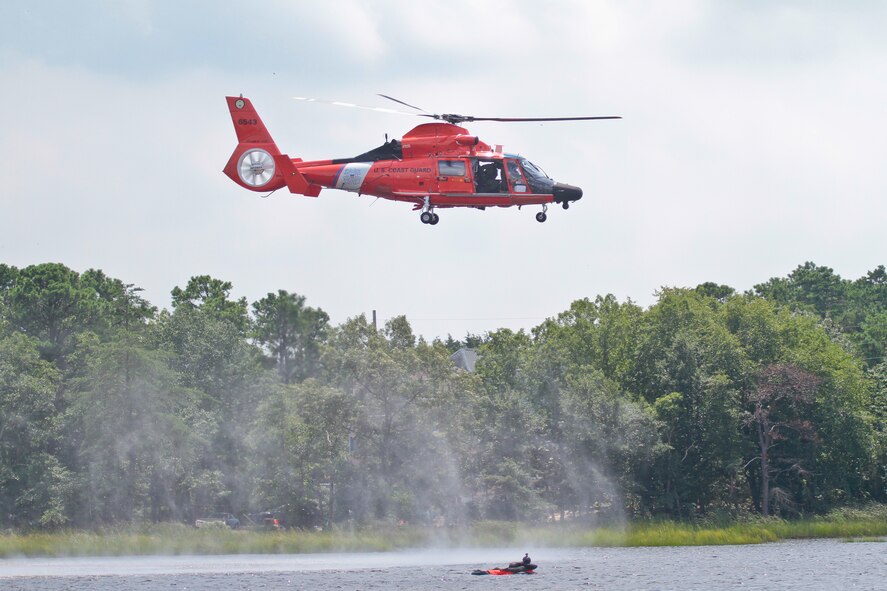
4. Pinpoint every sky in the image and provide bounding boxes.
[1,0,885,341]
